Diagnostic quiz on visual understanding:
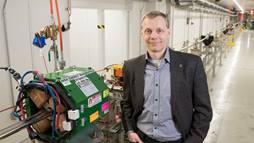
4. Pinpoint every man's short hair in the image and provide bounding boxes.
[141,11,169,28]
